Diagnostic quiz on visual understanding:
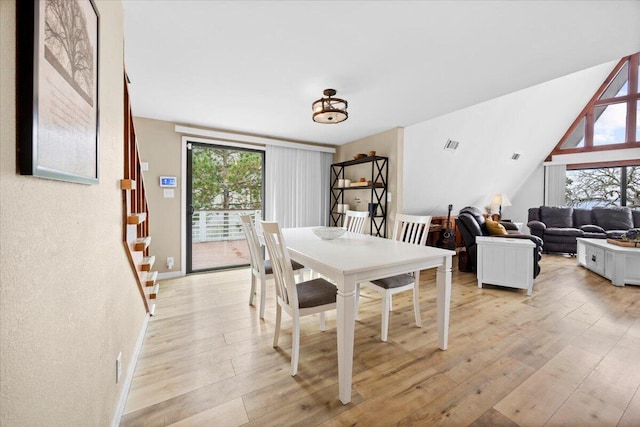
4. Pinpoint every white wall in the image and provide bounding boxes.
[402,59,617,220]
[1,1,146,425]
[511,165,545,234]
